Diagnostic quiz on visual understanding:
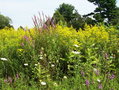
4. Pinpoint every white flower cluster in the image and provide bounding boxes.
[63,76,67,79]
[0,58,7,61]
[93,68,98,72]
[40,56,43,59]
[51,64,55,67]
[72,51,80,54]
[97,79,101,83]
[35,64,38,66]
[24,63,28,66]
[41,81,46,85]
[74,44,79,48]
